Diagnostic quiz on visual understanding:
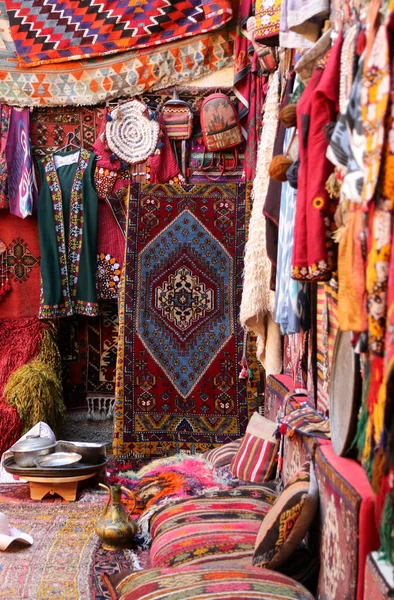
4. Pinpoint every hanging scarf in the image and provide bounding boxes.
[234,0,266,181]
[5,107,37,218]
[240,70,282,375]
